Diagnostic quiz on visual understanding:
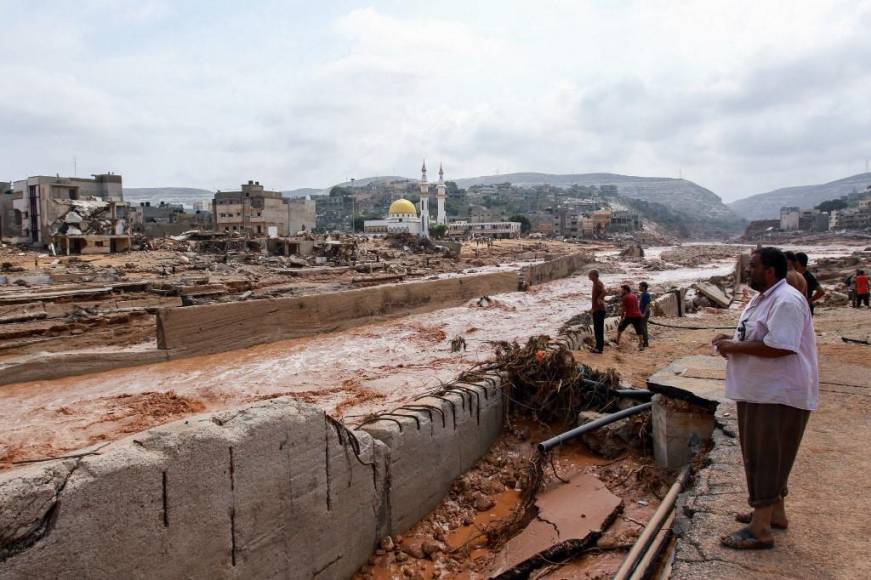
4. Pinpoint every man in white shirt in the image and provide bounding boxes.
[712,247,818,550]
